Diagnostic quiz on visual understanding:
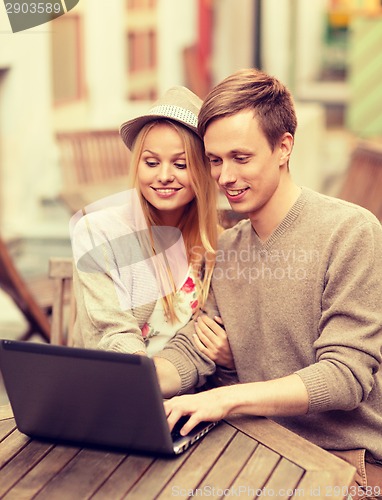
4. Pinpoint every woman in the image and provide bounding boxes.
[70,86,225,358]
